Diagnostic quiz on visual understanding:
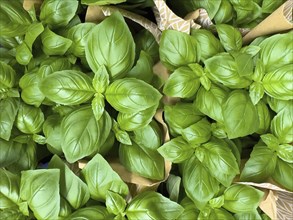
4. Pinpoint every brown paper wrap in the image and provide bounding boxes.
[243,0,293,44]
[152,0,200,34]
